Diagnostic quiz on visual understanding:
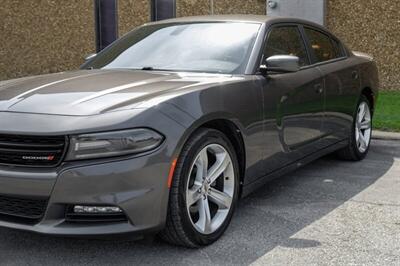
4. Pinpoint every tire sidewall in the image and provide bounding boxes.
[176,129,240,246]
